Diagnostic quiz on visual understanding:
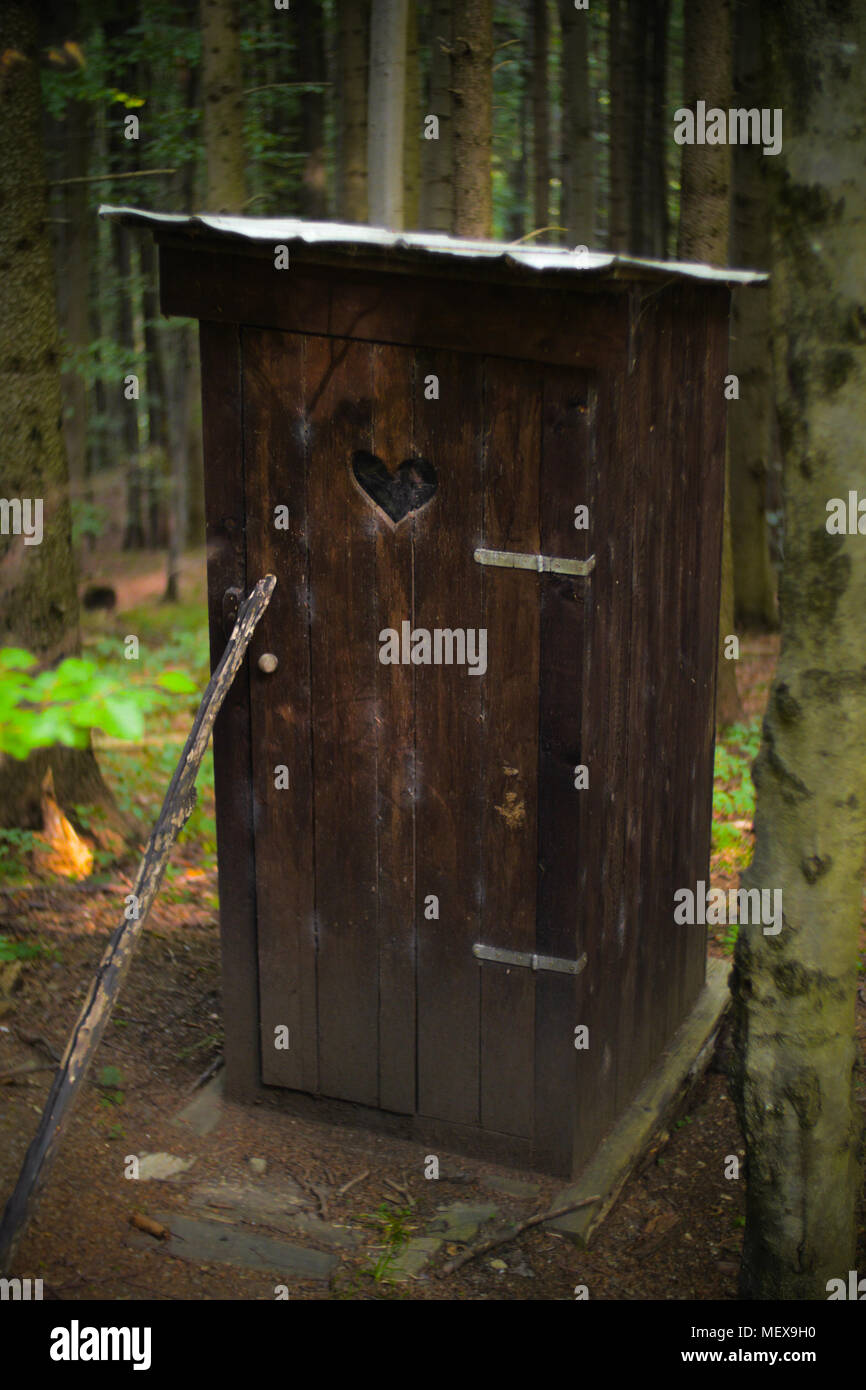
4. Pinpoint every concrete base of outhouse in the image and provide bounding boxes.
[546,955,732,1244]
